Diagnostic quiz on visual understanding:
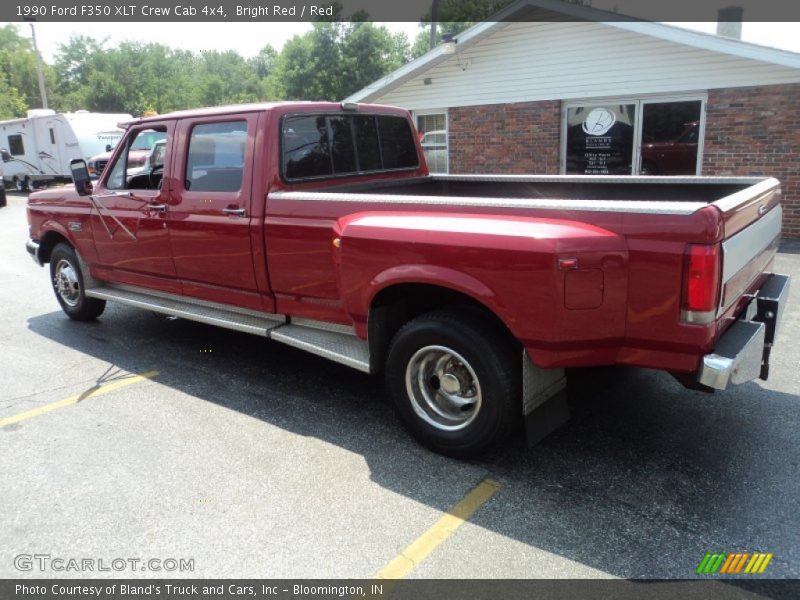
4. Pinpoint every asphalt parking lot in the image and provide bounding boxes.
[1,190,798,581]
